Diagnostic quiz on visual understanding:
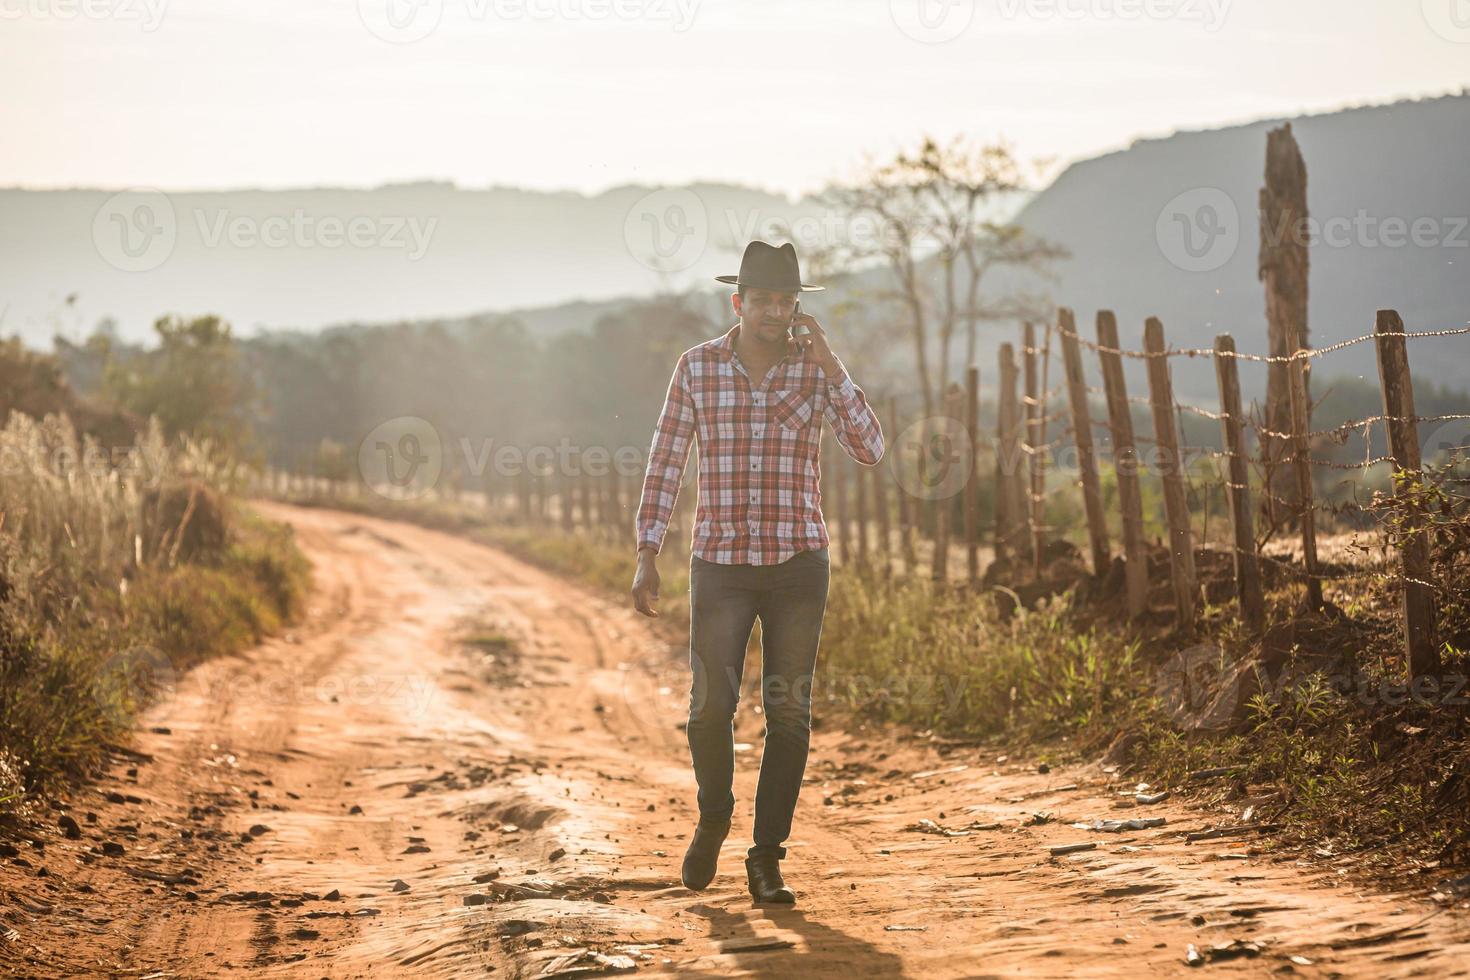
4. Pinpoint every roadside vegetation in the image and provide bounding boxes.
[0,320,308,821]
